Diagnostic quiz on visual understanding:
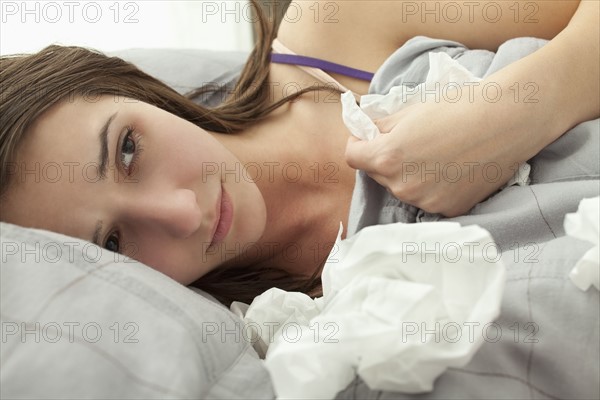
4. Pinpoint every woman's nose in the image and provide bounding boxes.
[127,188,203,239]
